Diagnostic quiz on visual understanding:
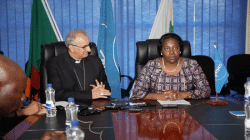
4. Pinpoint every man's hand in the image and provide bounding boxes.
[40,131,66,140]
[91,88,111,99]
[90,79,111,99]
[90,79,105,89]
[16,101,44,117]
